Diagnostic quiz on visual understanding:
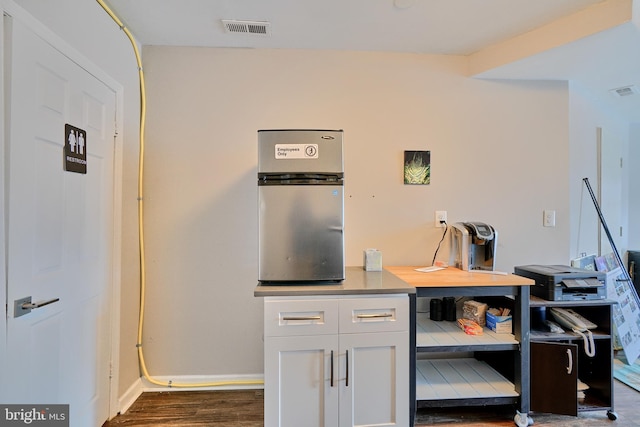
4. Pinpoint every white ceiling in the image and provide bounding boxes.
[105,0,640,123]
